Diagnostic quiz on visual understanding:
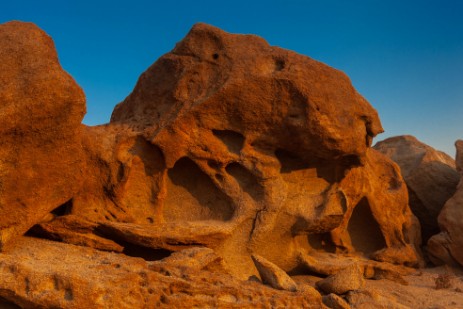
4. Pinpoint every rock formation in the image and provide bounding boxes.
[0,21,86,250]
[374,135,459,241]
[428,140,463,267]
[0,21,430,307]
